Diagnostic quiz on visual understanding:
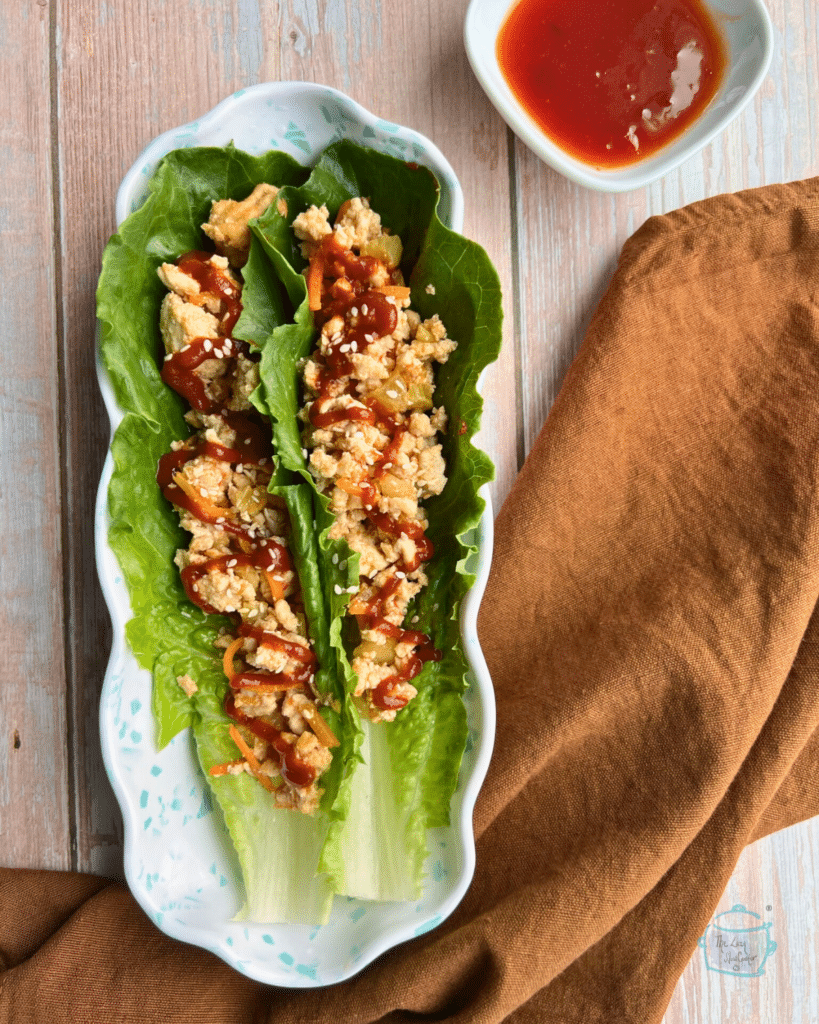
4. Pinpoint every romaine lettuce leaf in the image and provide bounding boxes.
[98,145,309,745]
[248,140,502,899]
[98,147,345,921]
